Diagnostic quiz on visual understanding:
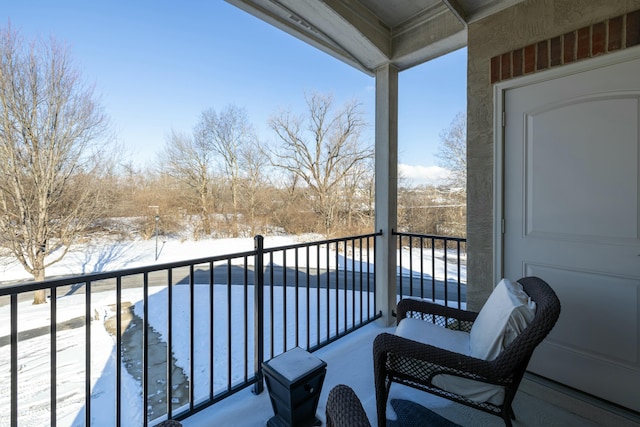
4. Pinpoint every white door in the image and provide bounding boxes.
[502,54,640,411]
